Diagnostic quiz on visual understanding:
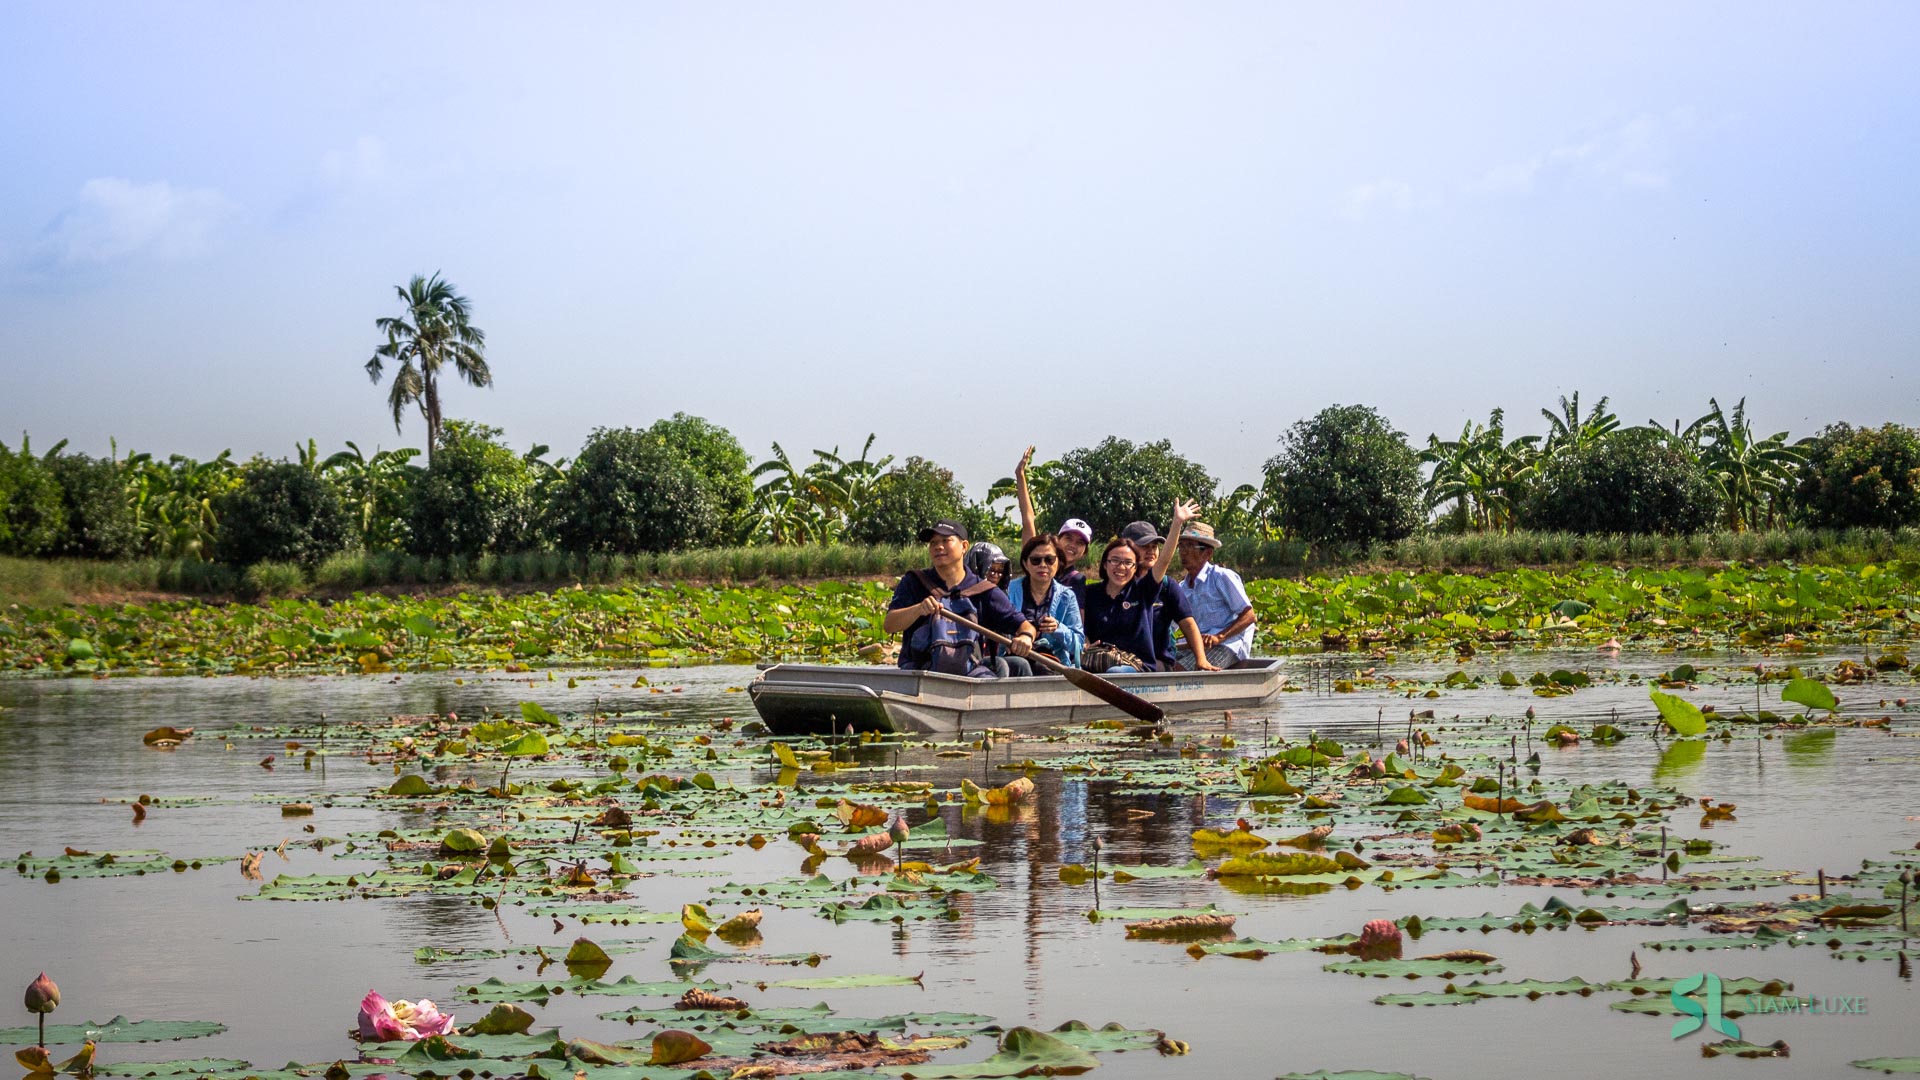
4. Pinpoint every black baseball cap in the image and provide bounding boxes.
[917,519,970,543]
[1119,520,1163,545]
